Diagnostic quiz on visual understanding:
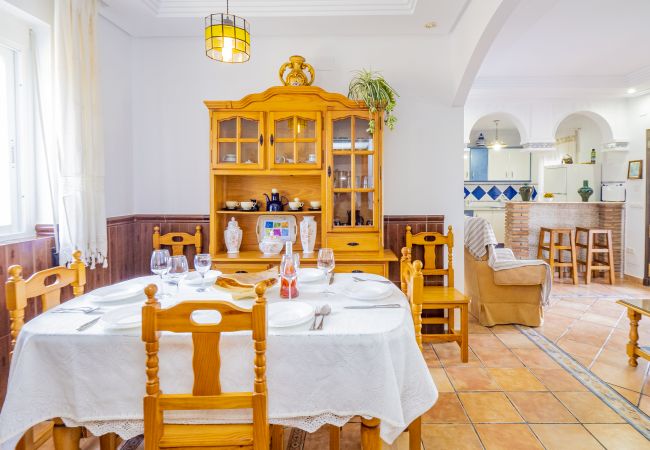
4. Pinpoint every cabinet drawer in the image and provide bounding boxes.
[326,233,380,252]
[214,262,274,273]
[336,264,386,276]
